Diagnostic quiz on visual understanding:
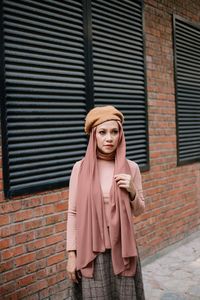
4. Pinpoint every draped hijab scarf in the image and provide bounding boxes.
[76,122,137,277]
